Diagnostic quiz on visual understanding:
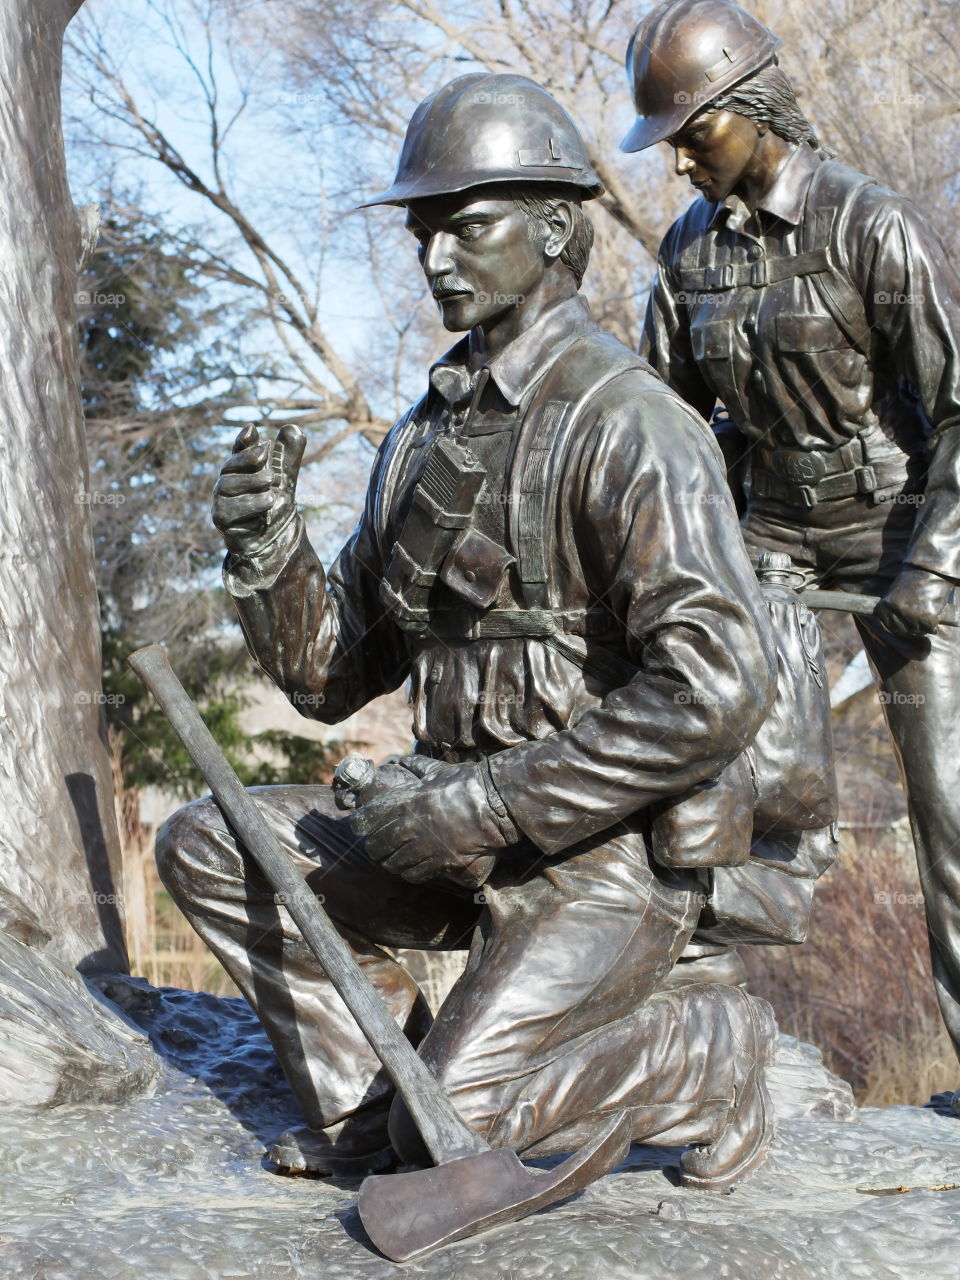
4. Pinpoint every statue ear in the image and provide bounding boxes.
[543,201,574,262]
